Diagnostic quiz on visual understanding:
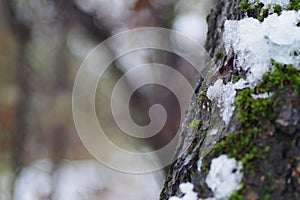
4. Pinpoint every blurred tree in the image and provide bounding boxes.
[3,0,32,175]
